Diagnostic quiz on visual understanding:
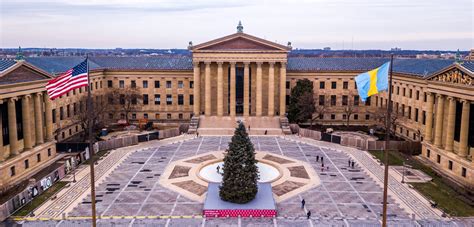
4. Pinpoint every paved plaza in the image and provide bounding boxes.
[10,136,474,226]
